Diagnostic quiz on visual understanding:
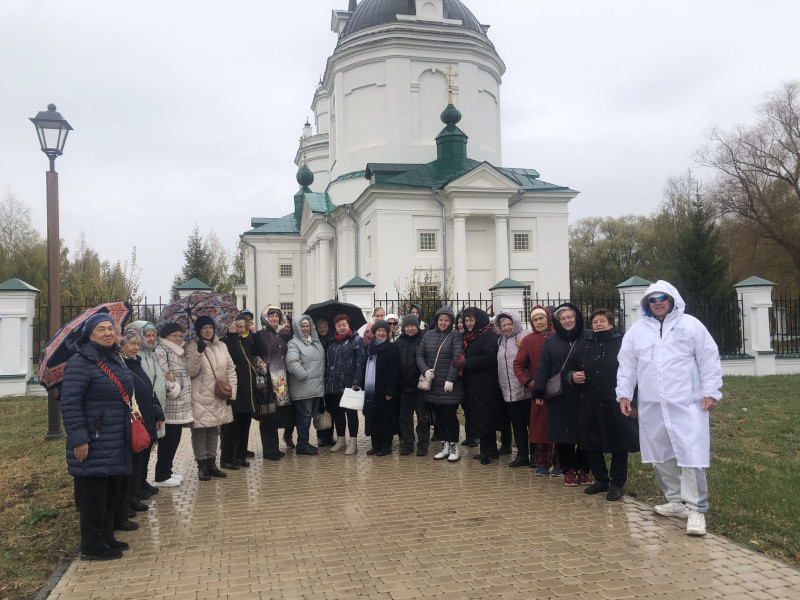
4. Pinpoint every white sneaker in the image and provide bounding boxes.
[153,477,180,488]
[654,501,690,518]
[433,442,450,460]
[448,443,460,462]
[345,438,358,455]
[686,510,707,536]
[330,438,346,452]
[171,474,184,482]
